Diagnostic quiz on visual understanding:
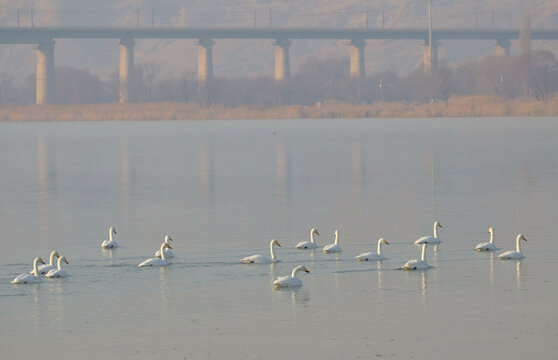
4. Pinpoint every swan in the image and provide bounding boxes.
[402,243,430,270]
[273,265,310,287]
[155,235,174,258]
[46,256,69,278]
[295,228,320,249]
[498,234,527,260]
[475,227,497,251]
[138,243,173,267]
[31,250,59,274]
[323,230,342,253]
[101,226,118,248]
[355,238,389,261]
[415,221,442,244]
[241,239,281,263]
[13,257,46,284]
